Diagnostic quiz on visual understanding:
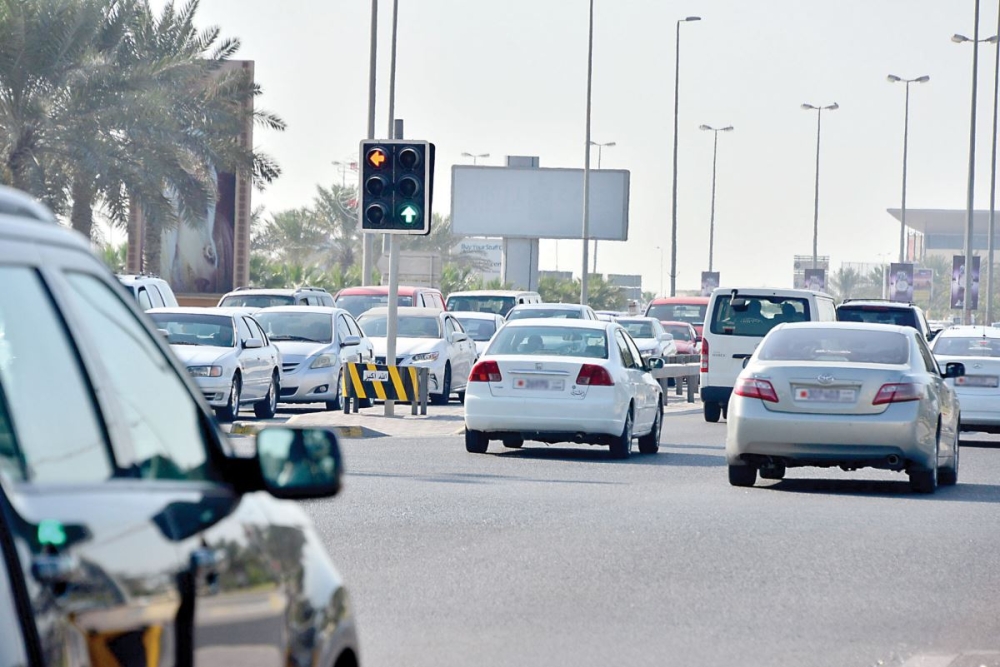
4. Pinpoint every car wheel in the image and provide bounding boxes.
[759,464,786,480]
[728,464,757,487]
[909,433,939,494]
[216,374,241,422]
[939,426,959,487]
[326,368,344,412]
[431,363,451,406]
[637,401,662,454]
[456,390,466,404]
[704,402,721,423]
[465,428,489,453]
[609,407,633,460]
[502,436,524,449]
[254,371,279,419]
